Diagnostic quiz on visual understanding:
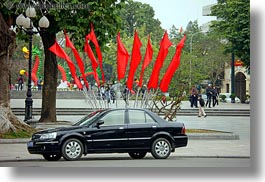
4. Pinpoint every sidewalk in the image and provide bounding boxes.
[10,99,250,110]
[7,99,250,142]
